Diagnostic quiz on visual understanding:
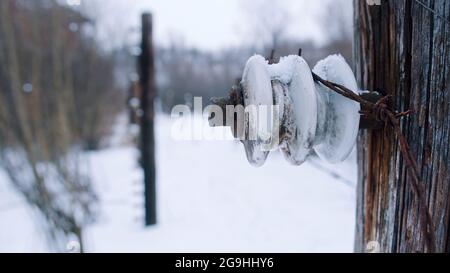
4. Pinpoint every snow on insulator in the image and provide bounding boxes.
[270,55,318,165]
[211,54,361,167]
[240,55,273,167]
[312,55,360,163]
